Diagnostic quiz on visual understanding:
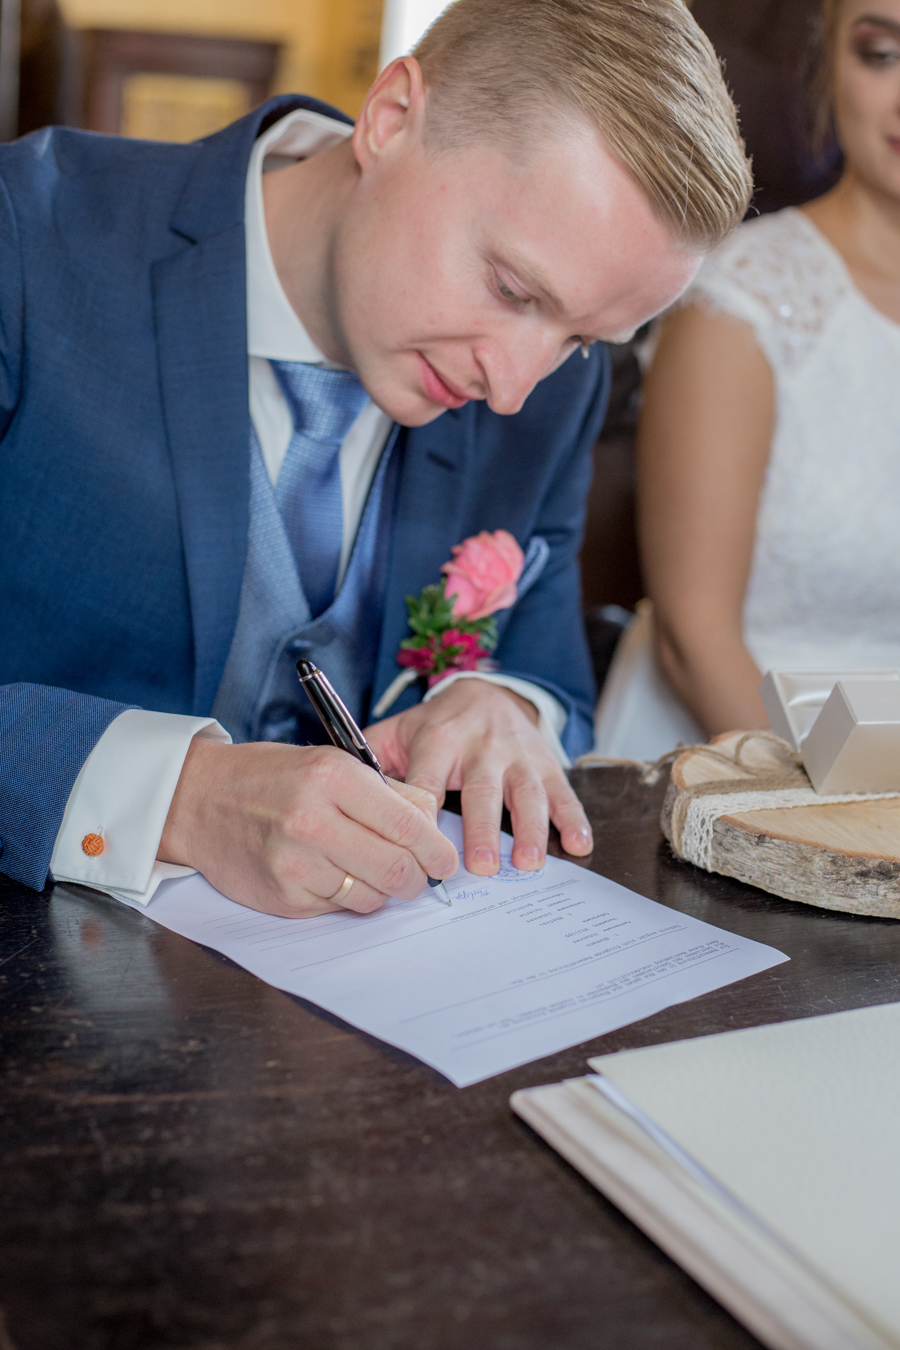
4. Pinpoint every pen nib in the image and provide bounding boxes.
[429,878,452,907]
